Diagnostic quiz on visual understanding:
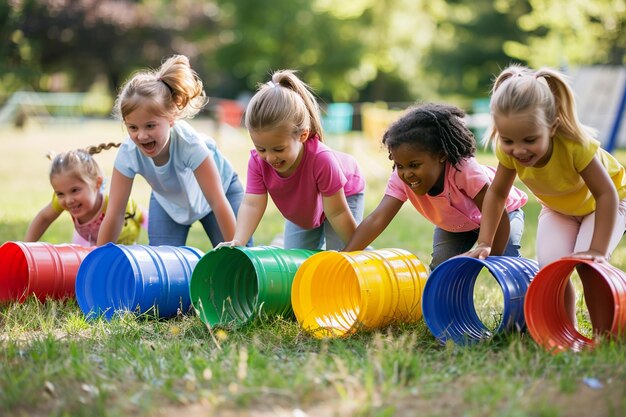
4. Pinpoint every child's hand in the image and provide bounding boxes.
[215,239,242,249]
[463,243,492,260]
[570,250,608,263]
